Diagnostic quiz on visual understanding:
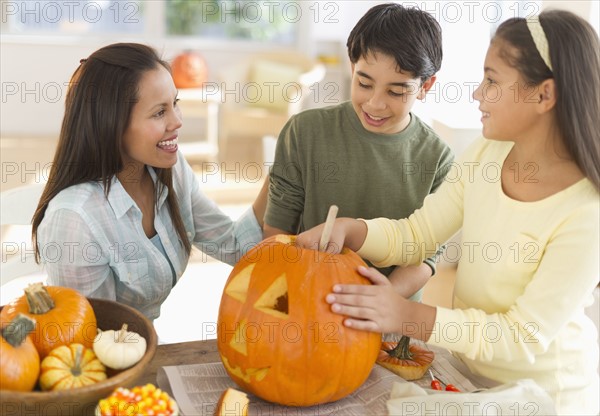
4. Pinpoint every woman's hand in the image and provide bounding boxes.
[296,218,368,253]
[325,266,408,334]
